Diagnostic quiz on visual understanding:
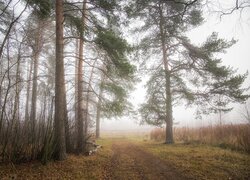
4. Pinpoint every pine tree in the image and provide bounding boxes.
[127,0,249,143]
[64,0,135,146]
